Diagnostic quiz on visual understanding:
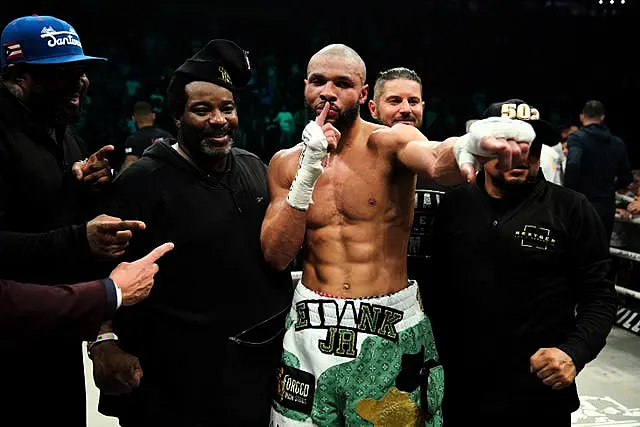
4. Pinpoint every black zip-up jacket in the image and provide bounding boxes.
[428,173,618,416]
[565,123,632,200]
[97,140,293,426]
